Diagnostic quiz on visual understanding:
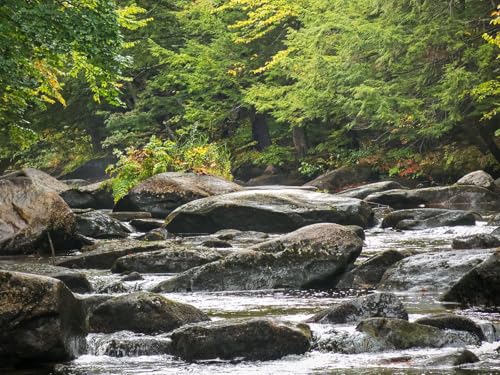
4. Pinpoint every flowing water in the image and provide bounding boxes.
[8,223,500,374]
